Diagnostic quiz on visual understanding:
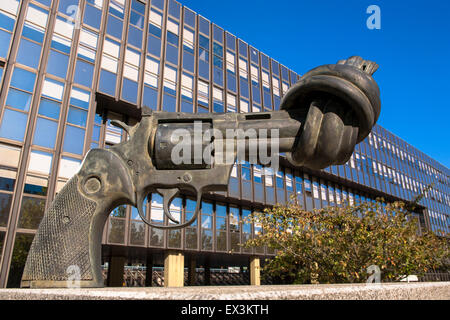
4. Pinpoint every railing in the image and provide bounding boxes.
[101,268,449,287]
